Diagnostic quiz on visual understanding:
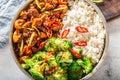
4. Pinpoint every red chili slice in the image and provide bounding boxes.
[58,0,67,5]
[61,29,70,38]
[38,41,47,50]
[74,41,87,46]
[46,29,52,38]
[76,26,88,33]
[68,48,81,58]
[47,67,58,73]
